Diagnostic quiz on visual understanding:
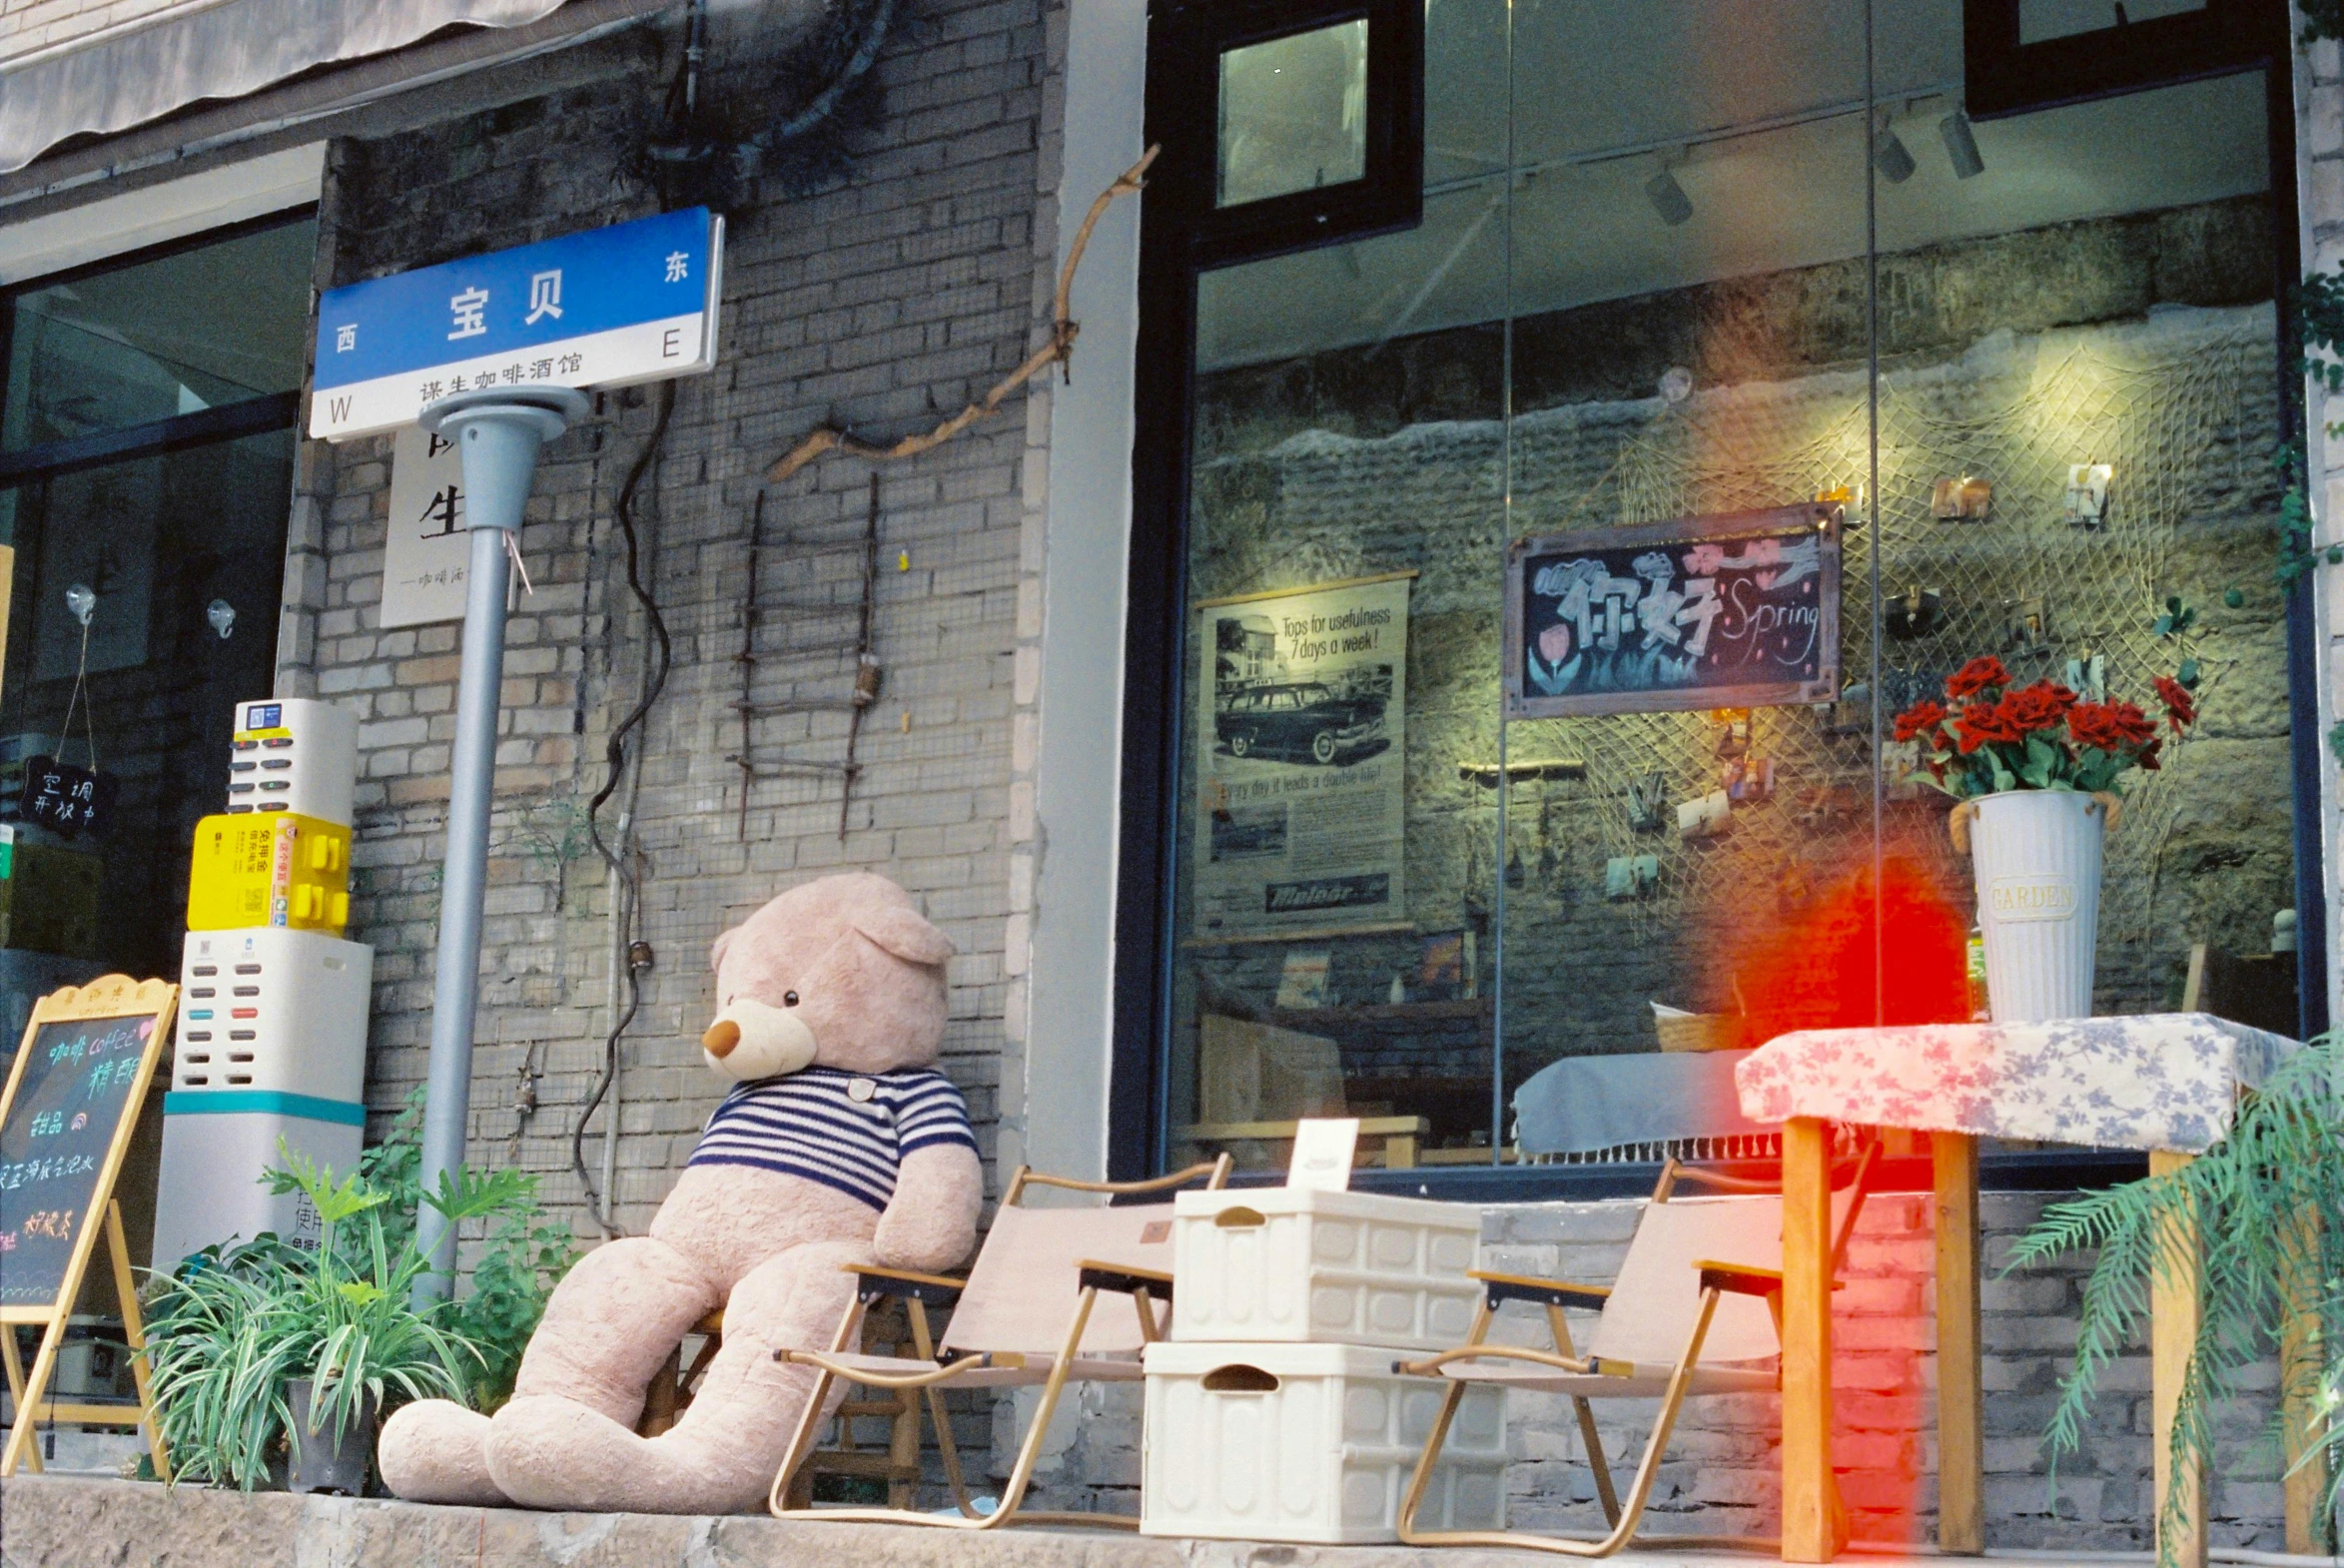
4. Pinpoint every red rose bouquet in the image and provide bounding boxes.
[1891,655,2191,799]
